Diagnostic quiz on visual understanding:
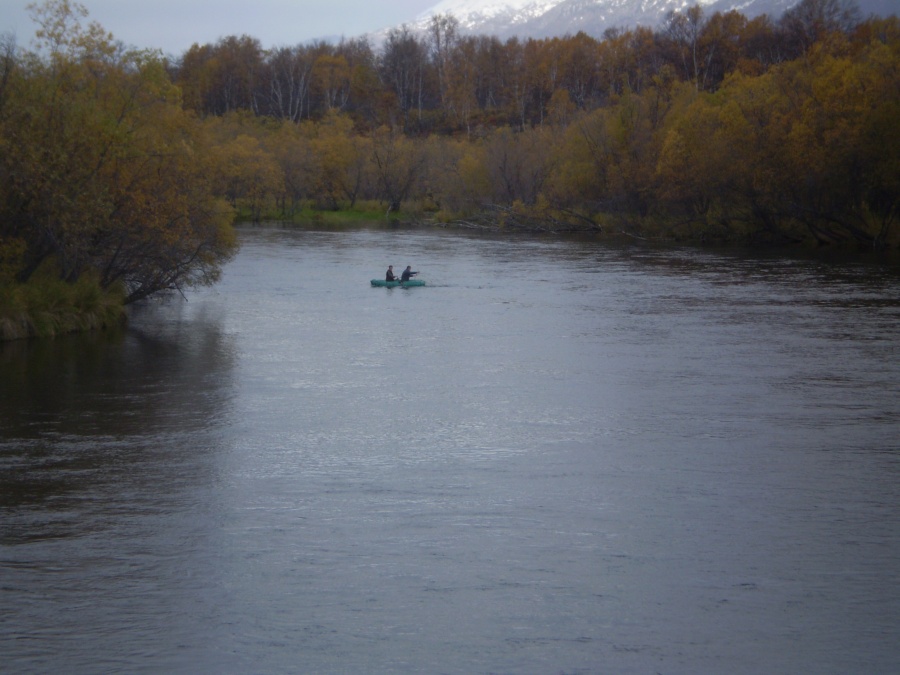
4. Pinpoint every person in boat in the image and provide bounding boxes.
[400,266,418,282]
[385,265,396,282]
